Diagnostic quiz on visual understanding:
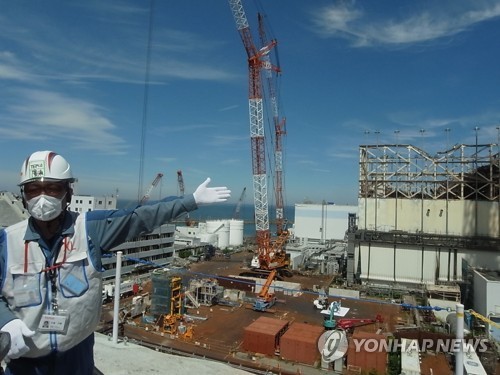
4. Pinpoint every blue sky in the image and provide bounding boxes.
[1,1,499,206]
